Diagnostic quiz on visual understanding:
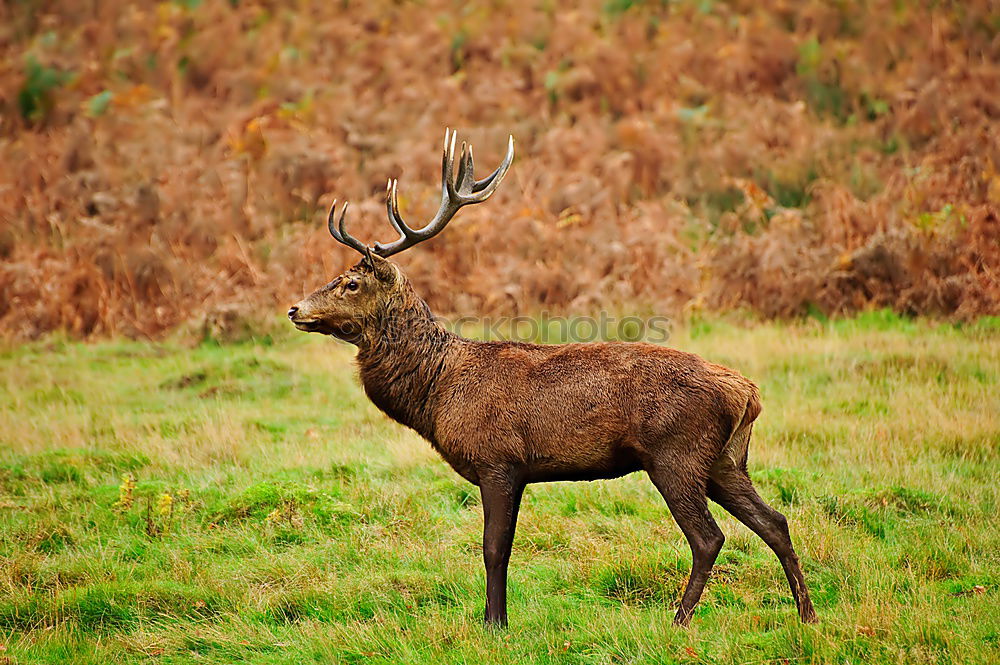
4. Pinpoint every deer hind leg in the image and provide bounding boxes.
[646,464,725,627]
[708,458,818,624]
